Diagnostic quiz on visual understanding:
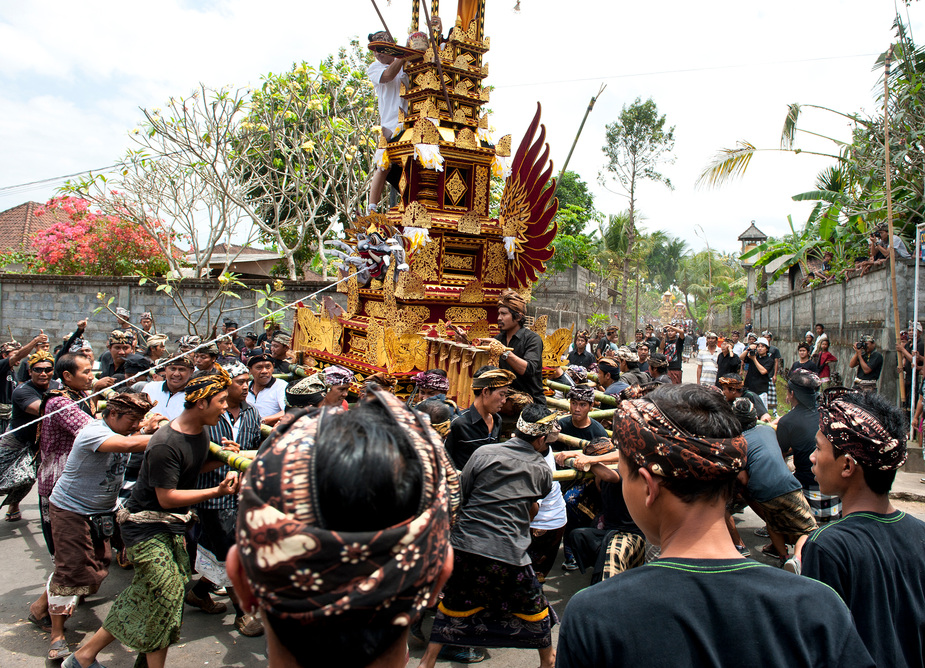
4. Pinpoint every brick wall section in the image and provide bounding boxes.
[0,274,340,350]
[751,259,925,403]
